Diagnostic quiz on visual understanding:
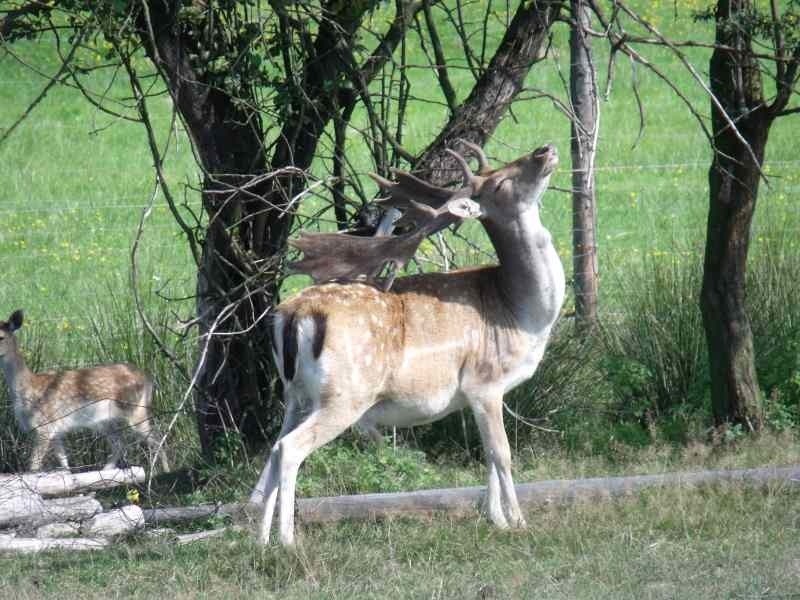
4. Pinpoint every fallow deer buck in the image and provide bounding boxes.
[0,310,169,473]
[249,142,565,545]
